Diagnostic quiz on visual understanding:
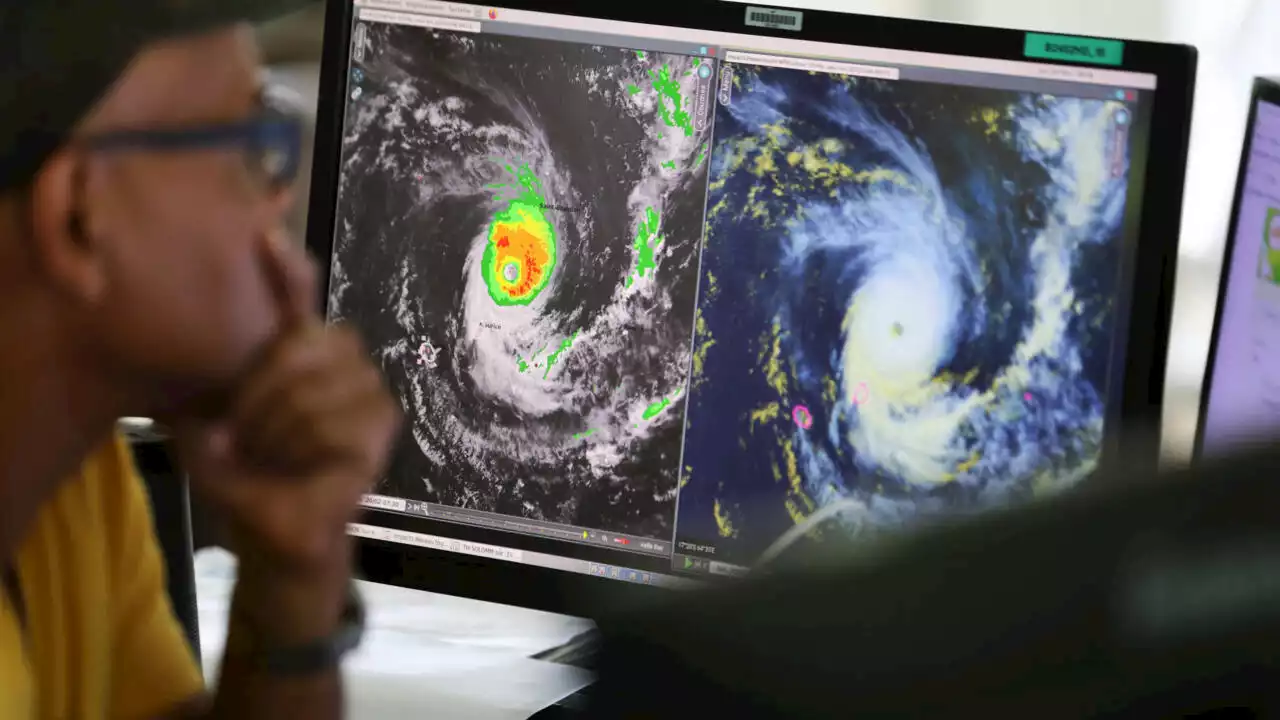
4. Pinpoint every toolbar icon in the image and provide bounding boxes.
[488,8,497,19]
